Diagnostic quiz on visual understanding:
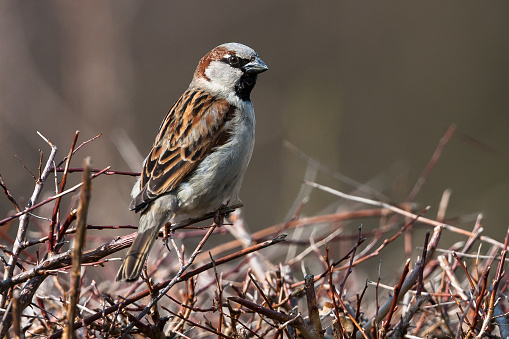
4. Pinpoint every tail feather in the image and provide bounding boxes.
[116,203,172,282]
